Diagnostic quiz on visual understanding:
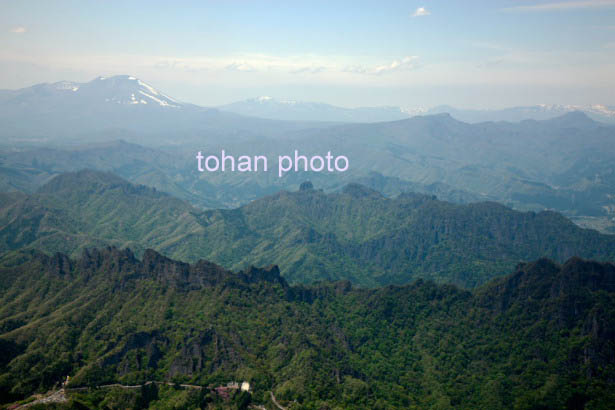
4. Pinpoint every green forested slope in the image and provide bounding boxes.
[0,248,613,409]
[1,170,614,287]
